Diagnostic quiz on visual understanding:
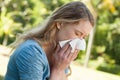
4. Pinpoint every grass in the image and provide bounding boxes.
[75,56,120,76]
[0,75,4,80]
